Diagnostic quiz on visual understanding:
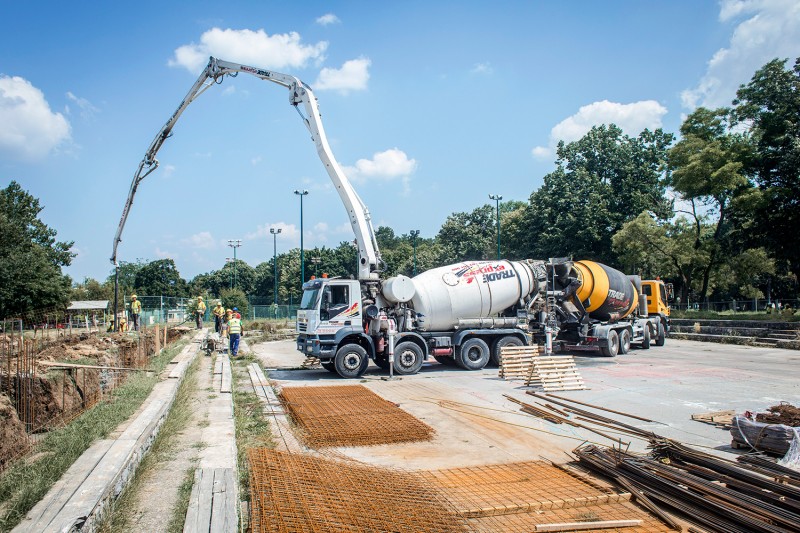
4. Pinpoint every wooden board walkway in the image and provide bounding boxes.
[183,468,237,533]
